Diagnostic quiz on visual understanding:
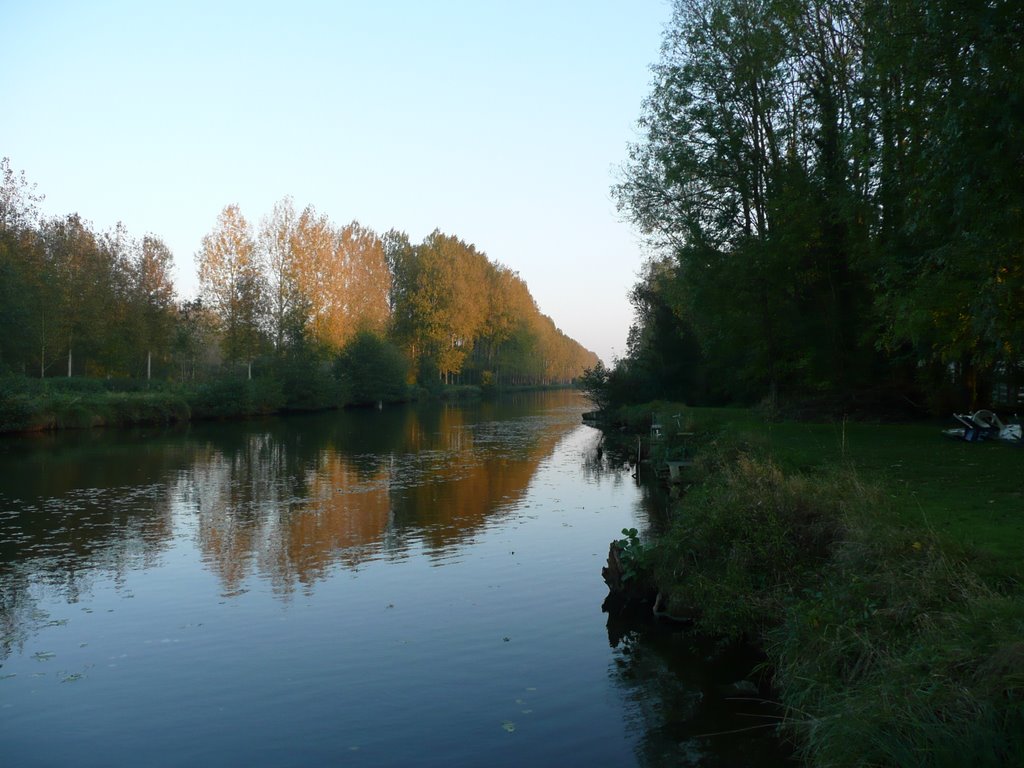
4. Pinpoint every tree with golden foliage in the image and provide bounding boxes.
[196,204,266,378]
